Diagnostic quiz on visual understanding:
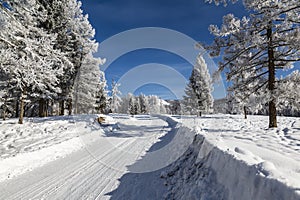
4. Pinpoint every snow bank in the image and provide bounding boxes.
[0,137,83,182]
[161,115,300,200]
[0,114,104,182]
